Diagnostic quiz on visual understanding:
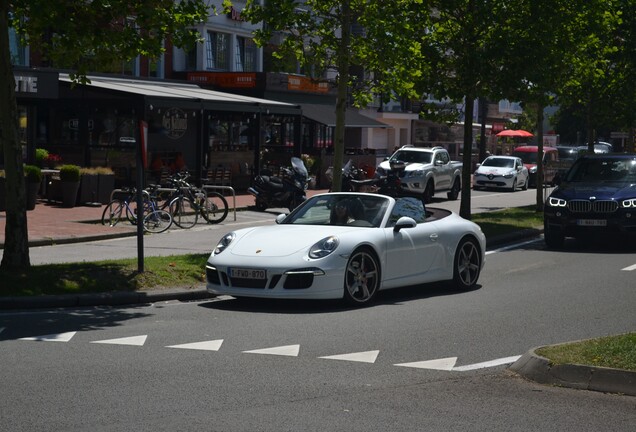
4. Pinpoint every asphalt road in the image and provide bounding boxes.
[1,237,635,431]
[2,188,636,430]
